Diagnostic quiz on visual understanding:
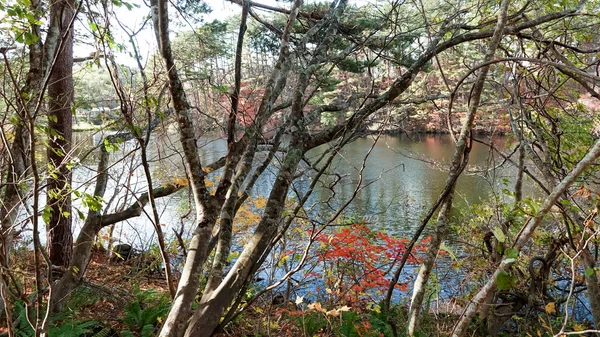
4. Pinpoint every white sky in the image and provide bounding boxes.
[75,0,283,67]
